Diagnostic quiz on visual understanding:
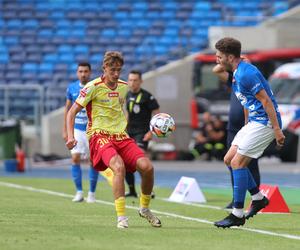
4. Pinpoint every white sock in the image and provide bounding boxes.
[232,208,244,218]
[118,216,127,222]
[252,191,264,201]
